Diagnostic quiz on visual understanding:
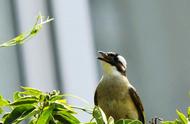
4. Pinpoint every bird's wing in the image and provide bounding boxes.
[94,90,98,105]
[128,87,145,124]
